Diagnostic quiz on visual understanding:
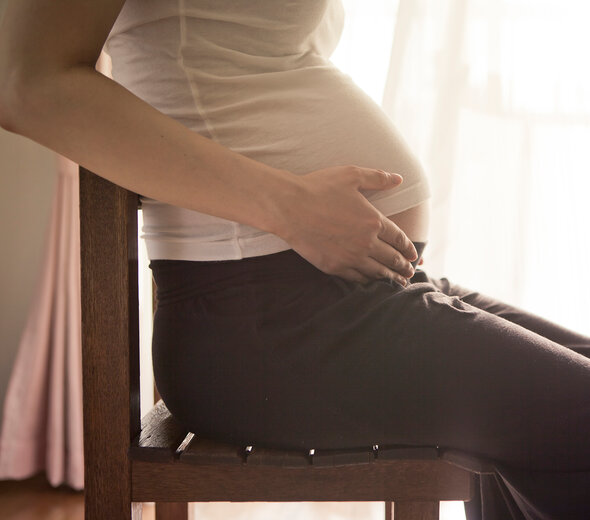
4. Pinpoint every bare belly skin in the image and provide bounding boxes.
[387,200,430,243]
